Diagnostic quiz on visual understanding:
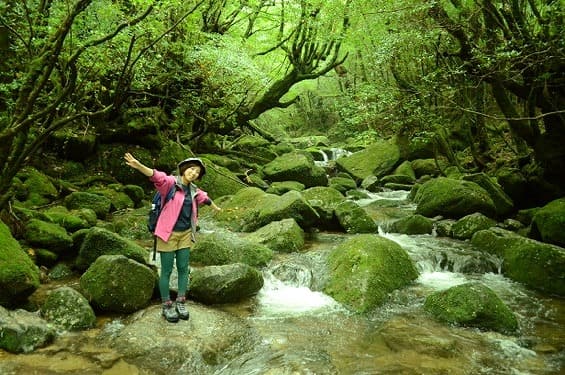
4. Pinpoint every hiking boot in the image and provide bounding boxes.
[162,301,179,323]
[176,299,190,320]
